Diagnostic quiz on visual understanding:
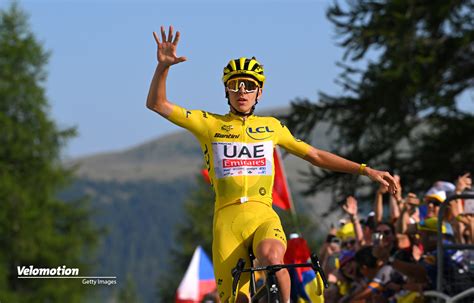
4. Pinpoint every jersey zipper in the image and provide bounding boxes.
[241,117,248,203]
